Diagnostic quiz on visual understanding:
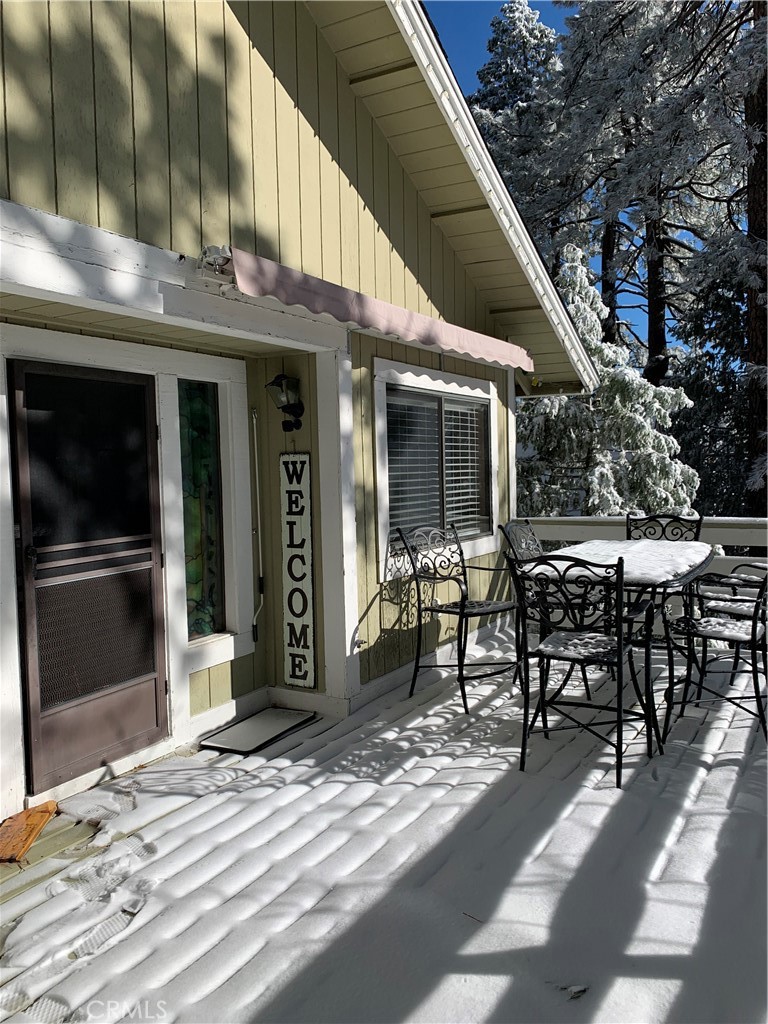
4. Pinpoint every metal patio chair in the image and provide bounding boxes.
[625,512,704,673]
[498,519,545,689]
[498,519,544,561]
[694,561,767,614]
[664,569,767,740]
[625,513,703,542]
[499,518,590,697]
[397,525,517,713]
[509,554,659,788]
